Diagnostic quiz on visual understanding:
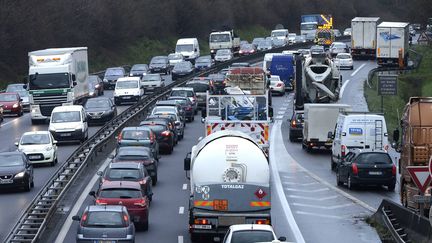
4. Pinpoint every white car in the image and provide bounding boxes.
[113,77,144,105]
[334,53,354,70]
[269,75,285,96]
[288,33,296,44]
[16,131,58,166]
[343,28,352,36]
[222,224,286,243]
[214,49,233,62]
[168,53,184,67]
[141,74,165,92]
